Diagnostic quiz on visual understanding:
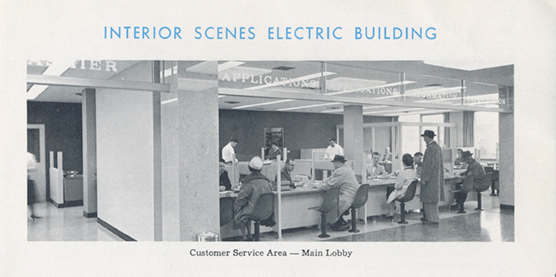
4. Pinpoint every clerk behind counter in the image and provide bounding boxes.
[267,141,282,161]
